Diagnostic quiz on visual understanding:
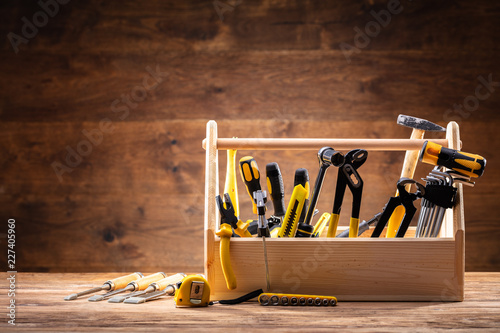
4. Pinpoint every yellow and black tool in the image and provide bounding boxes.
[239,156,261,215]
[266,162,286,223]
[419,141,486,178]
[258,292,337,306]
[215,194,241,290]
[174,275,212,307]
[327,149,367,238]
[299,147,344,237]
[87,272,166,302]
[278,184,307,237]
[312,212,330,237]
[64,272,143,301]
[125,274,211,306]
[224,148,239,218]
